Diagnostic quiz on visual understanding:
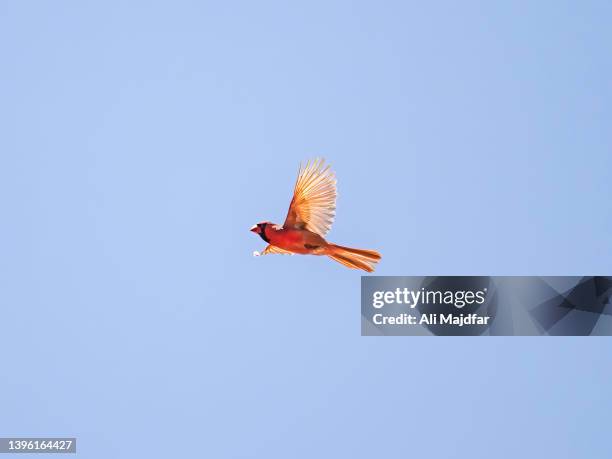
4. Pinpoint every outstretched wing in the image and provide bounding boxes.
[253,245,294,257]
[283,158,337,237]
